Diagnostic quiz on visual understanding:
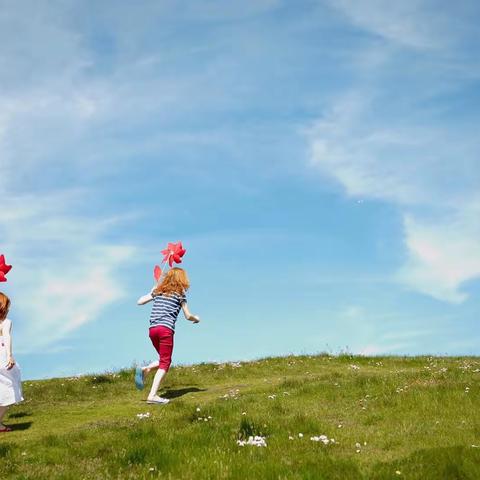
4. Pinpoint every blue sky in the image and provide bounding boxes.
[1,0,479,379]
